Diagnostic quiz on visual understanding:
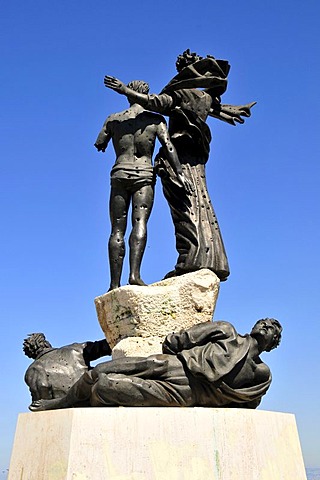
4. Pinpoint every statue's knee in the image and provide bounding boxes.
[82,370,95,384]
[130,228,146,246]
[91,362,115,381]
[90,376,108,406]
[109,233,124,248]
[91,364,104,381]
